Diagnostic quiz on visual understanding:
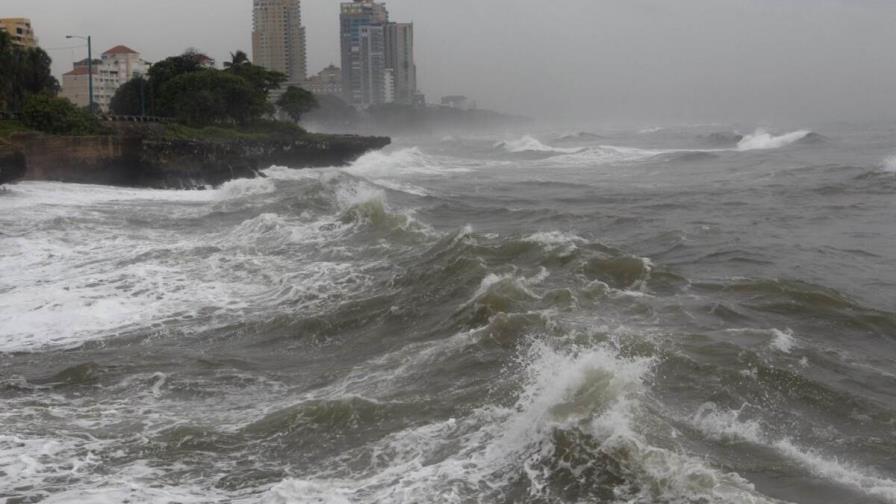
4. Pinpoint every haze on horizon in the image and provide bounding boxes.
[5,0,896,125]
